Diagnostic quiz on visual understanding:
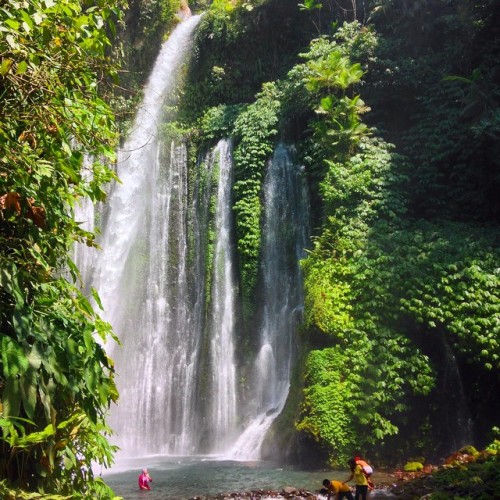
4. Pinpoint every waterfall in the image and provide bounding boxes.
[206,140,238,452]
[438,336,474,451]
[129,140,194,454]
[95,134,240,456]
[90,16,203,456]
[82,15,310,460]
[228,144,310,459]
[73,156,97,289]
[92,16,201,331]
